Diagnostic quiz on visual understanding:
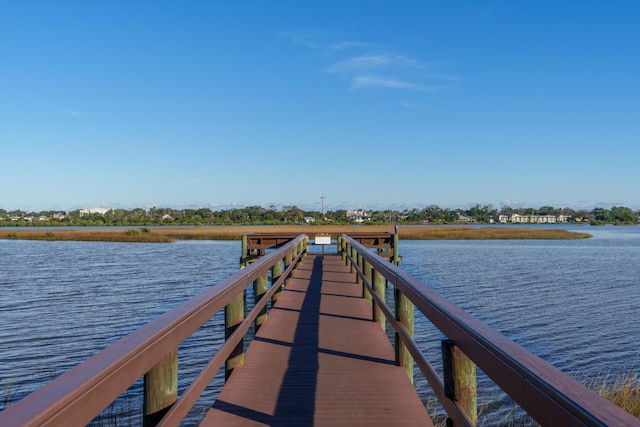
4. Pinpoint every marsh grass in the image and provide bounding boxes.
[2,377,20,411]
[425,366,640,426]
[399,226,591,240]
[2,225,591,243]
[583,366,640,418]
